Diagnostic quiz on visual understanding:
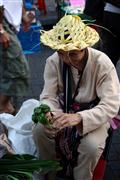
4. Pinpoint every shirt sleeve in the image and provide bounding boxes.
[40,57,63,113]
[78,65,120,135]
